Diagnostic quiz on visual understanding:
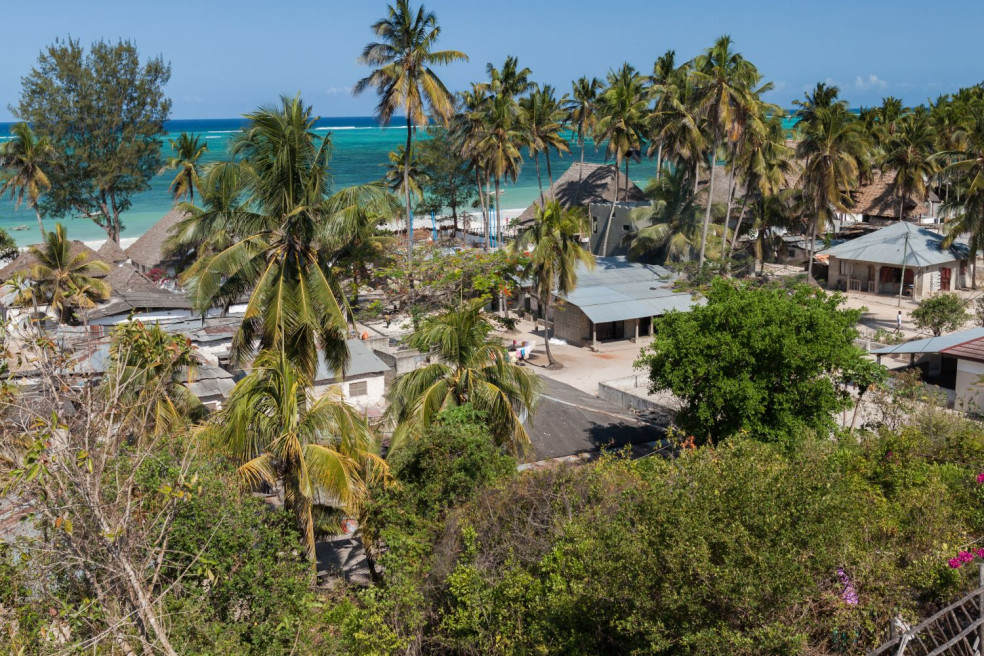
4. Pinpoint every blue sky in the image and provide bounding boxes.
[1,0,981,121]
